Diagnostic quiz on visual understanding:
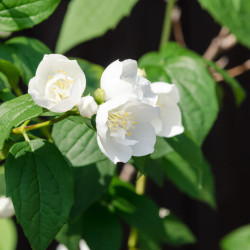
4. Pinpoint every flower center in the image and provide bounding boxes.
[107,111,137,136]
[45,70,74,103]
